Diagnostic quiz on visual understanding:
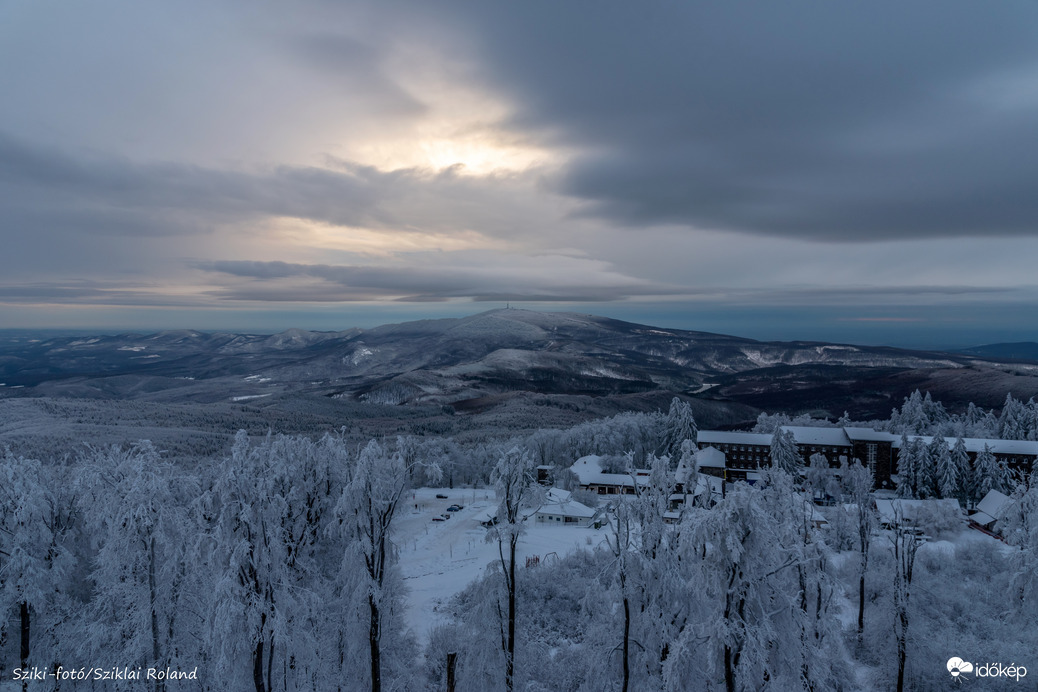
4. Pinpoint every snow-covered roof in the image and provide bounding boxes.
[973,490,1014,524]
[874,498,961,526]
[781,426,851,446]
[695,446,726,468]
[546,488,572,502]
[689,474,724,498]
[893,435,1038,456]
[698,427,852,447]
[570,455,650,488]
[698,431,772,446]
[535,496,597,519]
[698,425,1038,458]
[844,427,898,442]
